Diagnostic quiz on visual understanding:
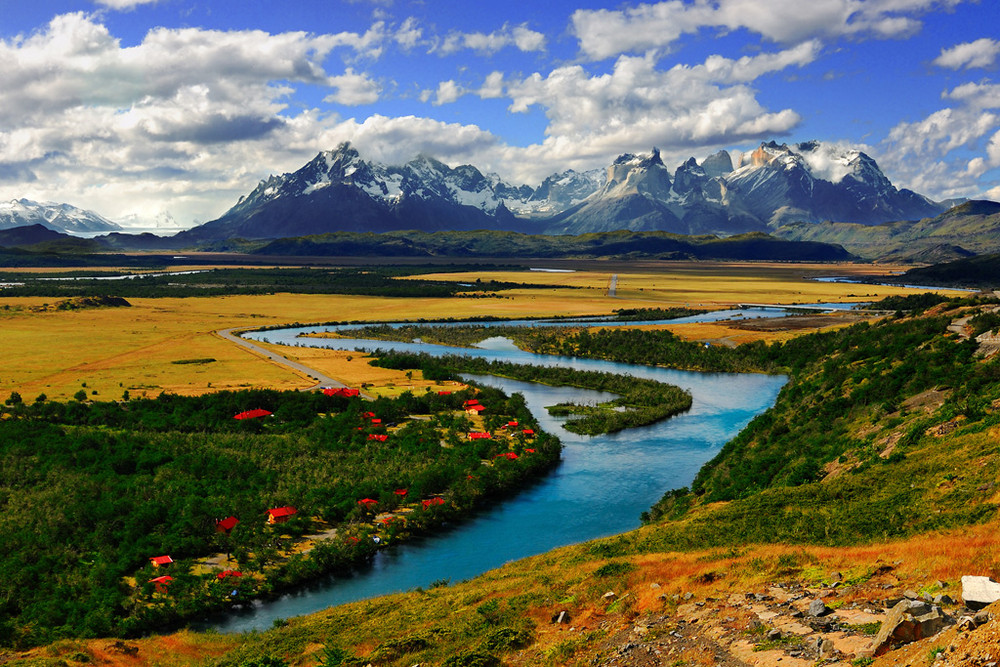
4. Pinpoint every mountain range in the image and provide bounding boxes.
[0,198,121,235]
[174,140,953,243]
